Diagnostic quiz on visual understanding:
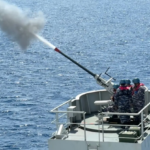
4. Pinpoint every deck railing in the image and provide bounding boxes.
[51,99,87,140]
[101,102,150,141]
[51,99,150,143]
